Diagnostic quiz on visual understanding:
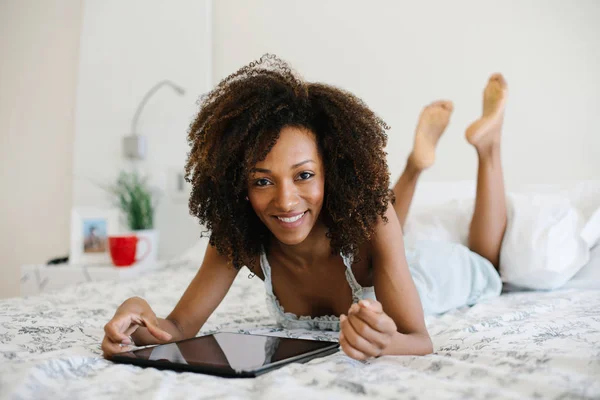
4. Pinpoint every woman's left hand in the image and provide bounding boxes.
[339,299,397,360]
